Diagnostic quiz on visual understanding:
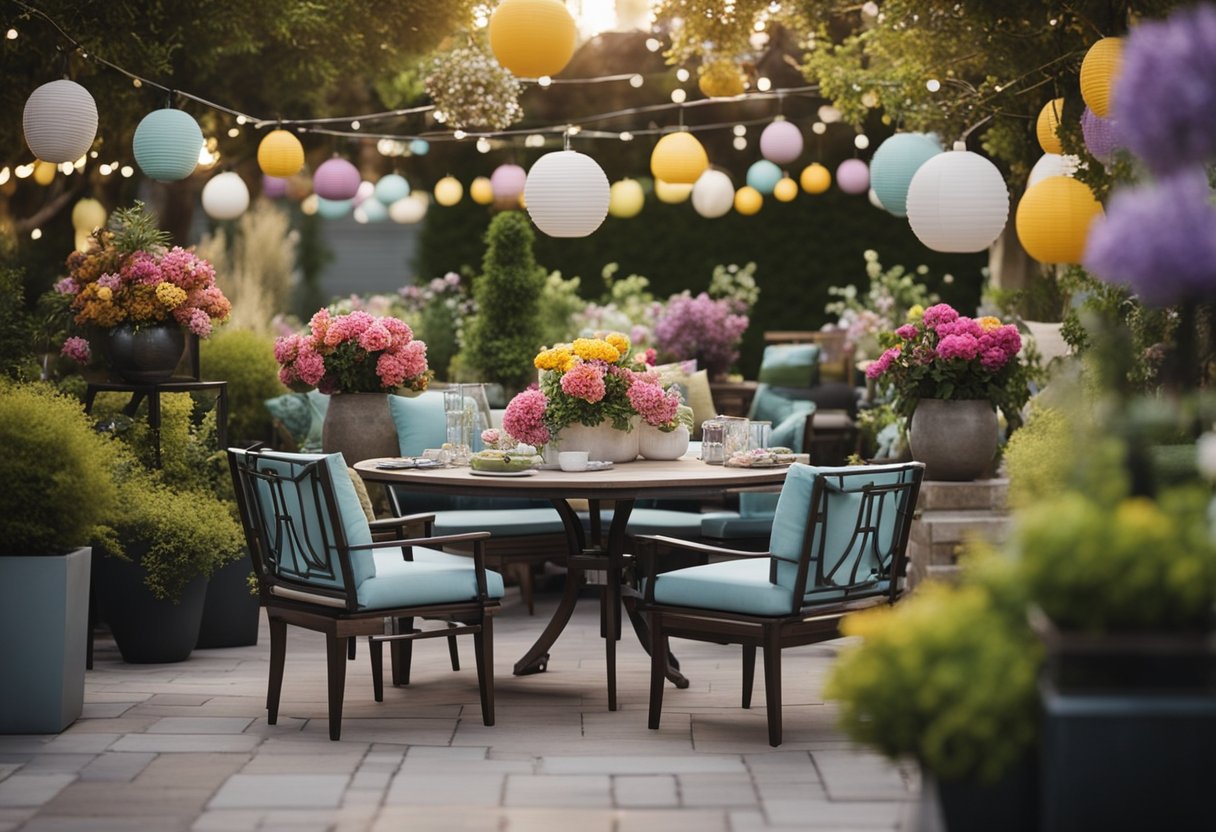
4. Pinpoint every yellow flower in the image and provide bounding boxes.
[155,282,188,309]
[535,347,574,371]
[605,332,631,357]
[977,316,1003,332]
[907,304,924,322]
[96,286,112,302]
[572,337,620,363]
